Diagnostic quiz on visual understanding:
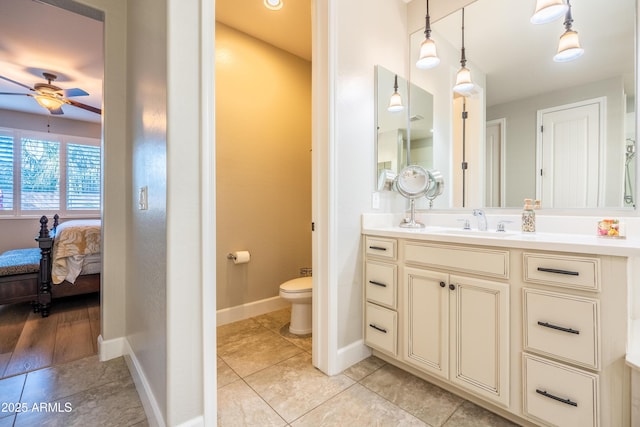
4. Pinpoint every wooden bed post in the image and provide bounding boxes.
[35,215,54,317]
